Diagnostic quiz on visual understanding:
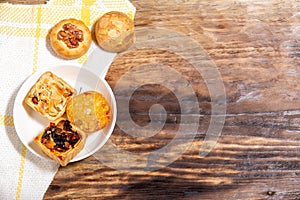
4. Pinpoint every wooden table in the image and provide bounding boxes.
[8,0,300,199]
